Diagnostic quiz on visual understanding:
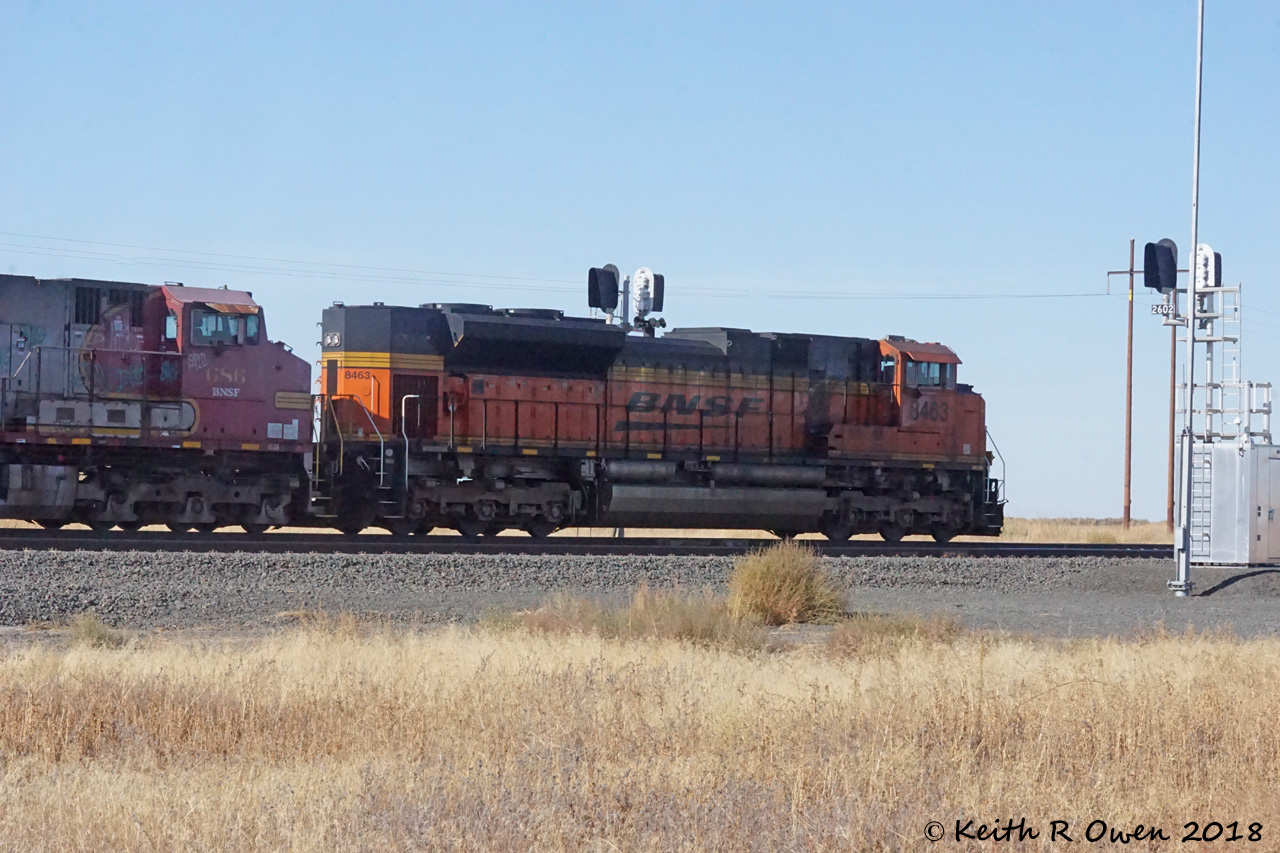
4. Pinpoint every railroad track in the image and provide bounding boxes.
[0,530,1172,559]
